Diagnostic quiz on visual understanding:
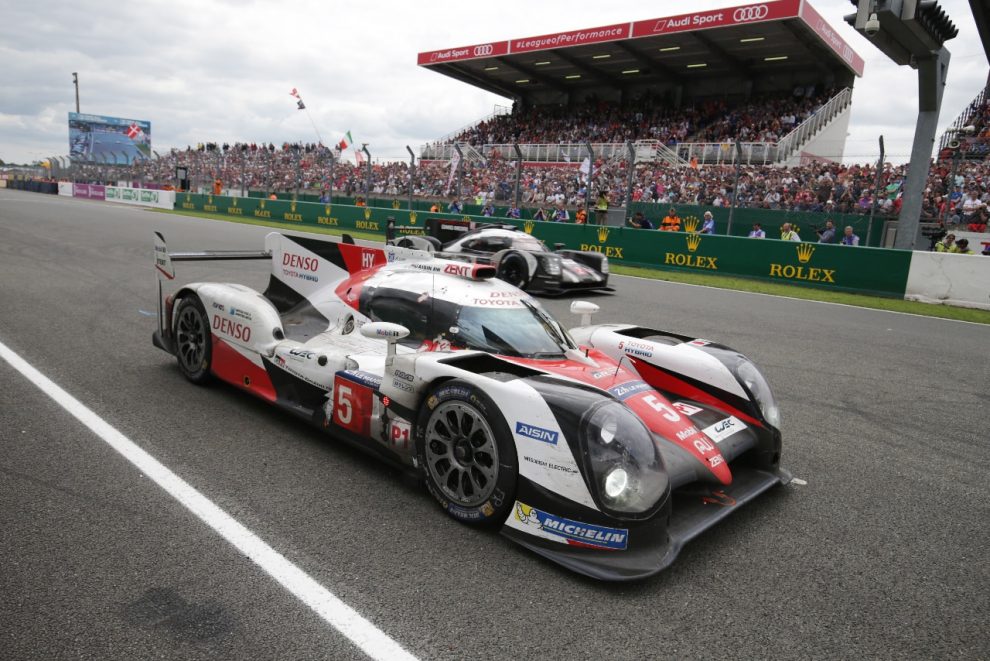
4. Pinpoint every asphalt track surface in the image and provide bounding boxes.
[1,188,986,660]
